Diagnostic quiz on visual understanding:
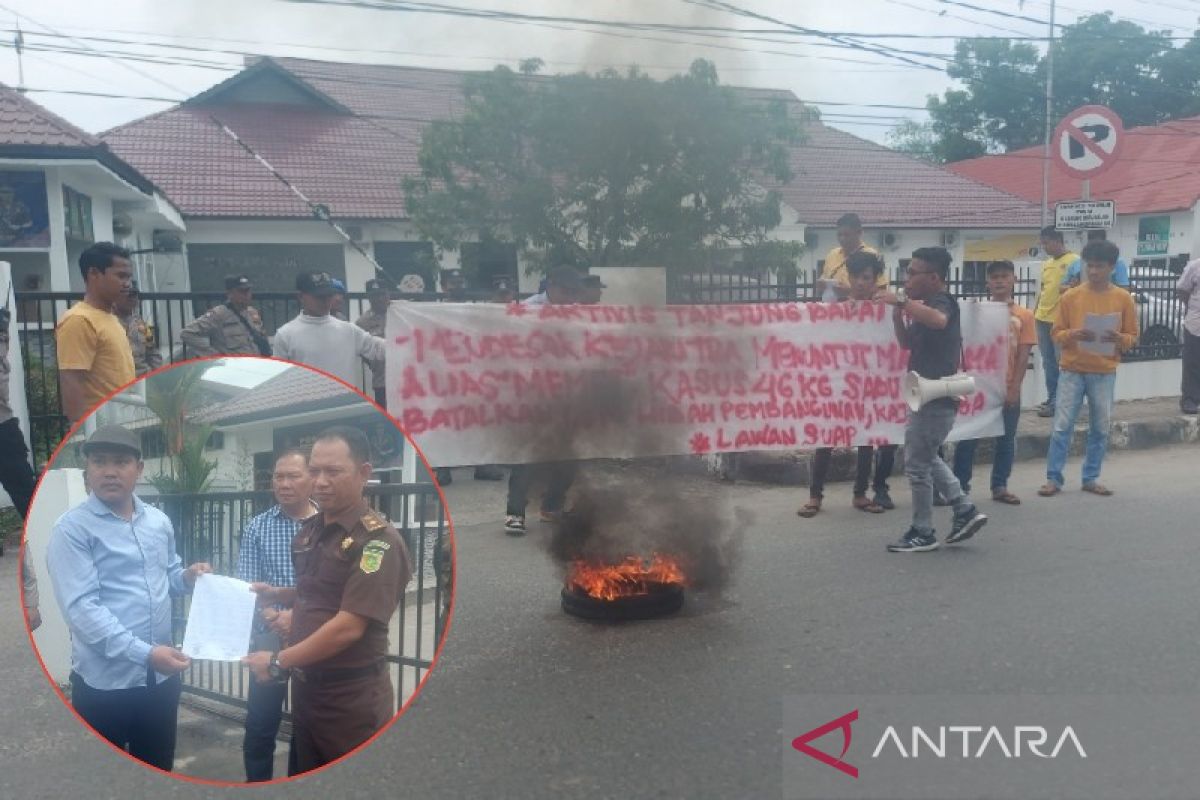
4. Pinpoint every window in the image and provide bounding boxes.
[63,186,93,242]
[140,429,166,459]
[205,431,224,451]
